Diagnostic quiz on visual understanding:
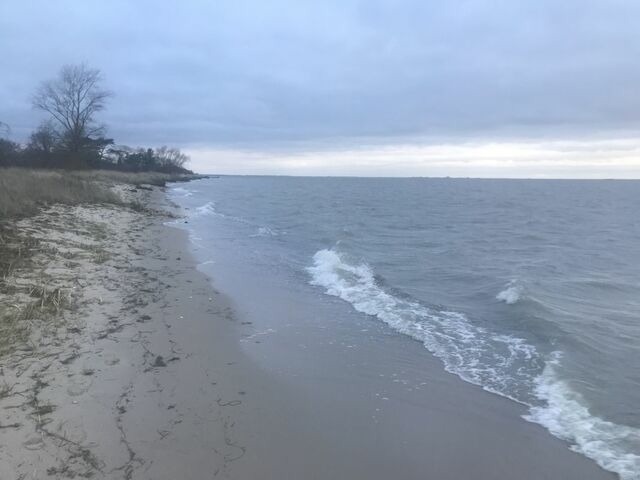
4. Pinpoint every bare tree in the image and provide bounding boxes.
[154,146,189,169]
[28,121,58,155]
[32,64,112,154]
